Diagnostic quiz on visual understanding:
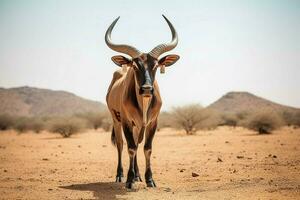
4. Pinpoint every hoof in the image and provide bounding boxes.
[126,182,134,189]
[146,180,156,187]
[134,176,142,182]
[115,176,122,182]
